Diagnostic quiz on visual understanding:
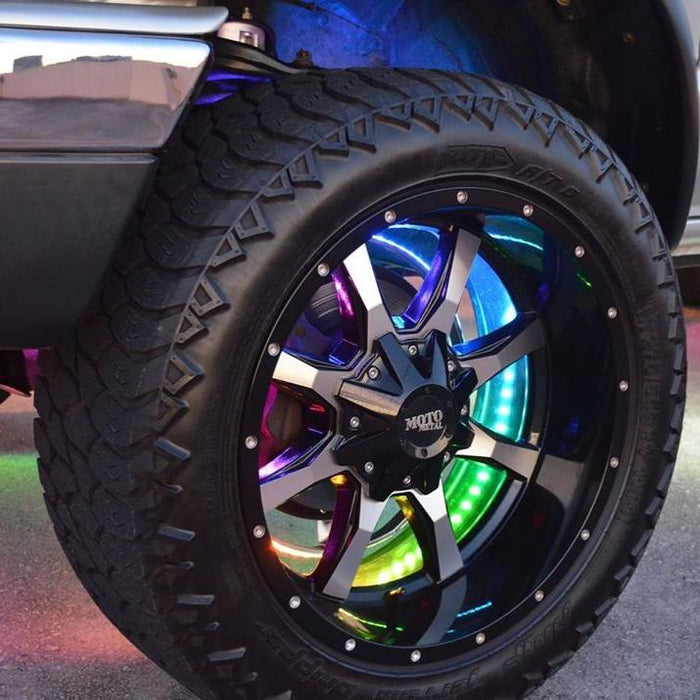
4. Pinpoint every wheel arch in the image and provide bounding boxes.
[238,0,698,248]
